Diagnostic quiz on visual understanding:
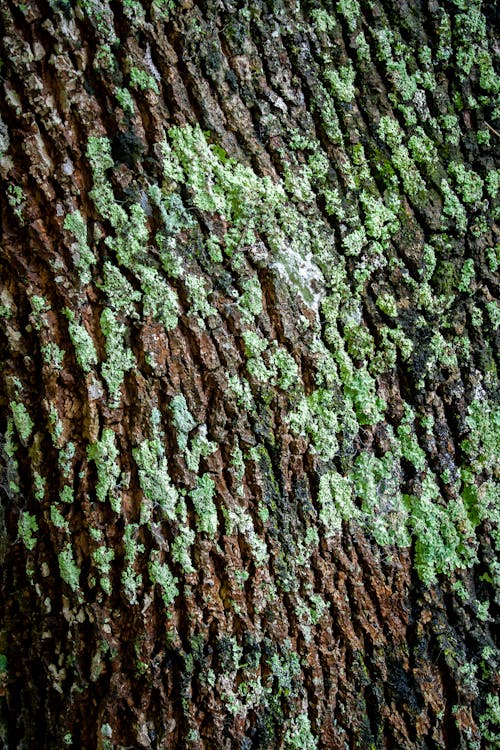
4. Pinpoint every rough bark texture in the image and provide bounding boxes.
[0,0,499,748]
